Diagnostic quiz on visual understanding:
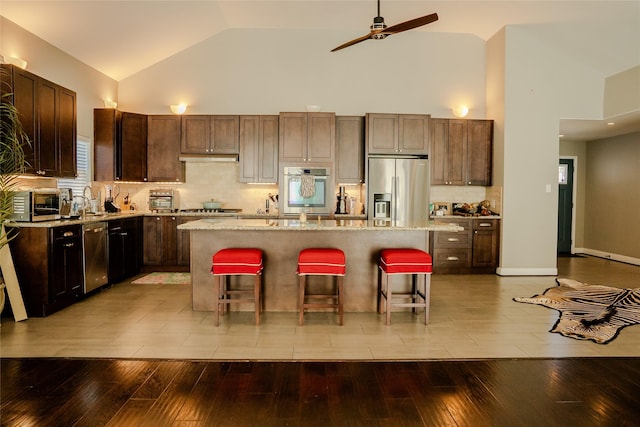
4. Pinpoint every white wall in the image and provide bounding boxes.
[495,25,606,275]
[604,65,640,117]
[118,29,487,117]
[584,132,640,262]
[1,17,117,139]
